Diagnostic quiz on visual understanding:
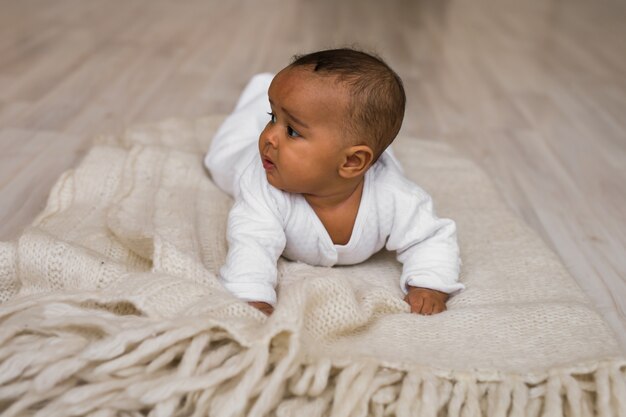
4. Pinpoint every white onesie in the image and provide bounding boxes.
[205,73,464,306]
